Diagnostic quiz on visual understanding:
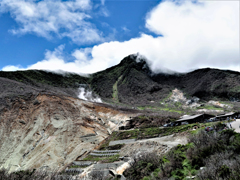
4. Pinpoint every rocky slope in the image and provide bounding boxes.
[0,83,137,172]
